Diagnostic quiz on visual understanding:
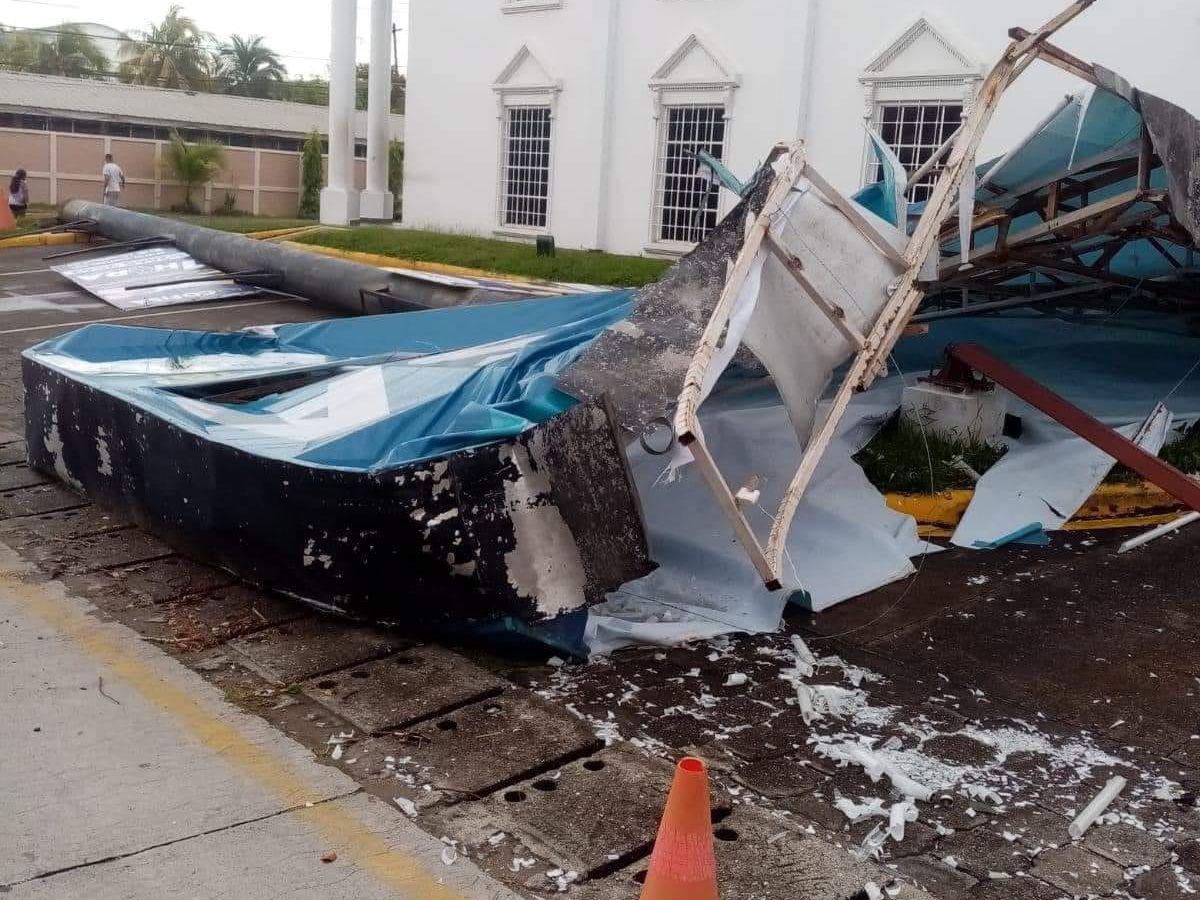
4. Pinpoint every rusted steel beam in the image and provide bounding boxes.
[947,342,1200,512]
